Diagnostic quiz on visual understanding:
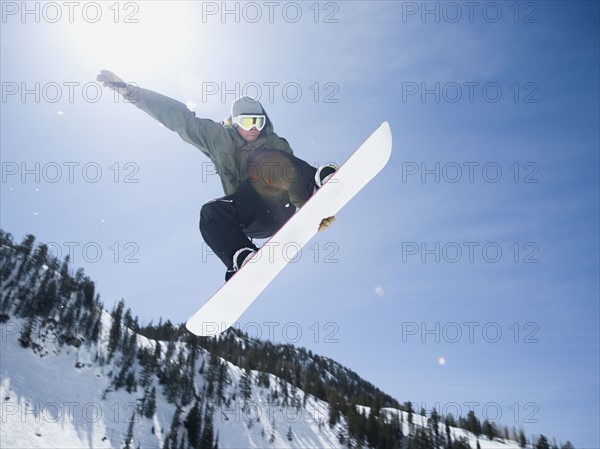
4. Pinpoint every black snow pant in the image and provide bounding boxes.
[200,180,297,272]
[200,150,318,277]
